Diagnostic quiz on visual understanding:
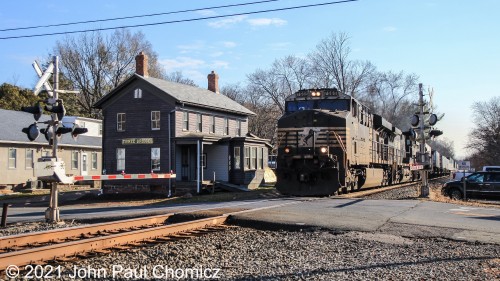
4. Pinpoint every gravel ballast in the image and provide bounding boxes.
[51,227,499,280]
